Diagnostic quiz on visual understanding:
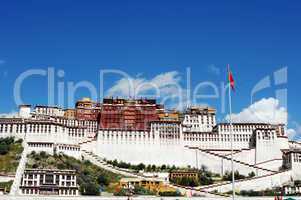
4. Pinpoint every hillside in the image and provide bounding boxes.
[0,137,23,174]
[26,151,123,195]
